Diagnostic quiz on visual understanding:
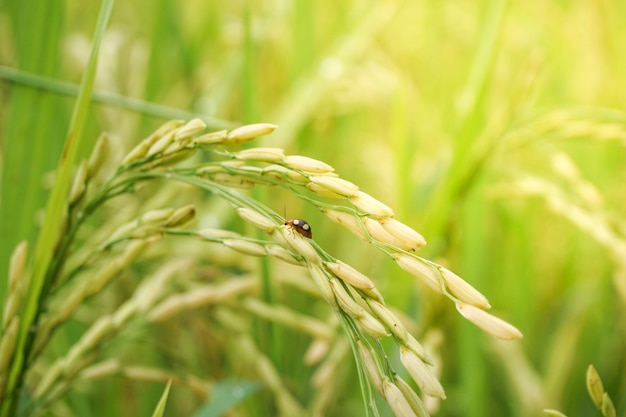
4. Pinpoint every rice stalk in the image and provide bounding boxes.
[0,120,523,416]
